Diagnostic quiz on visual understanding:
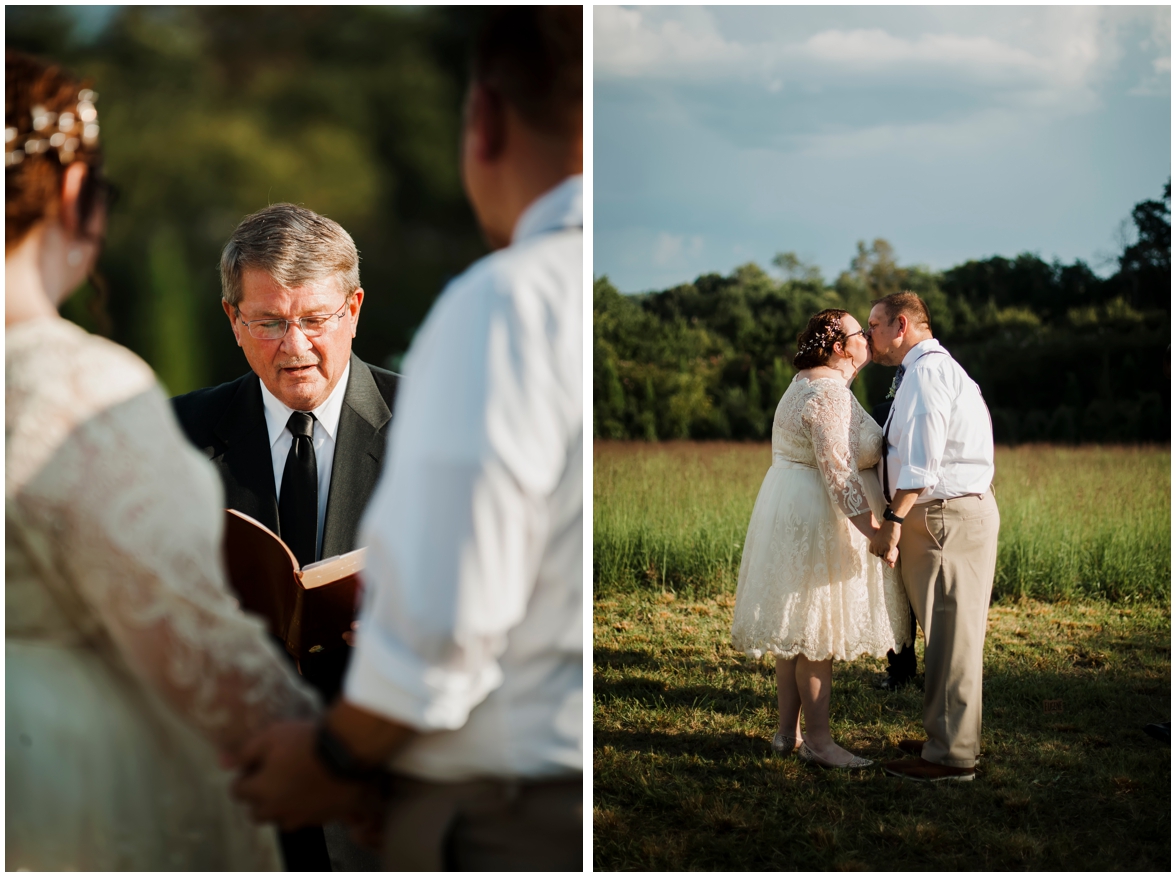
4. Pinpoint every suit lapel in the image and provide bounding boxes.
[321,354,393,558]
[212,373,280,533]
